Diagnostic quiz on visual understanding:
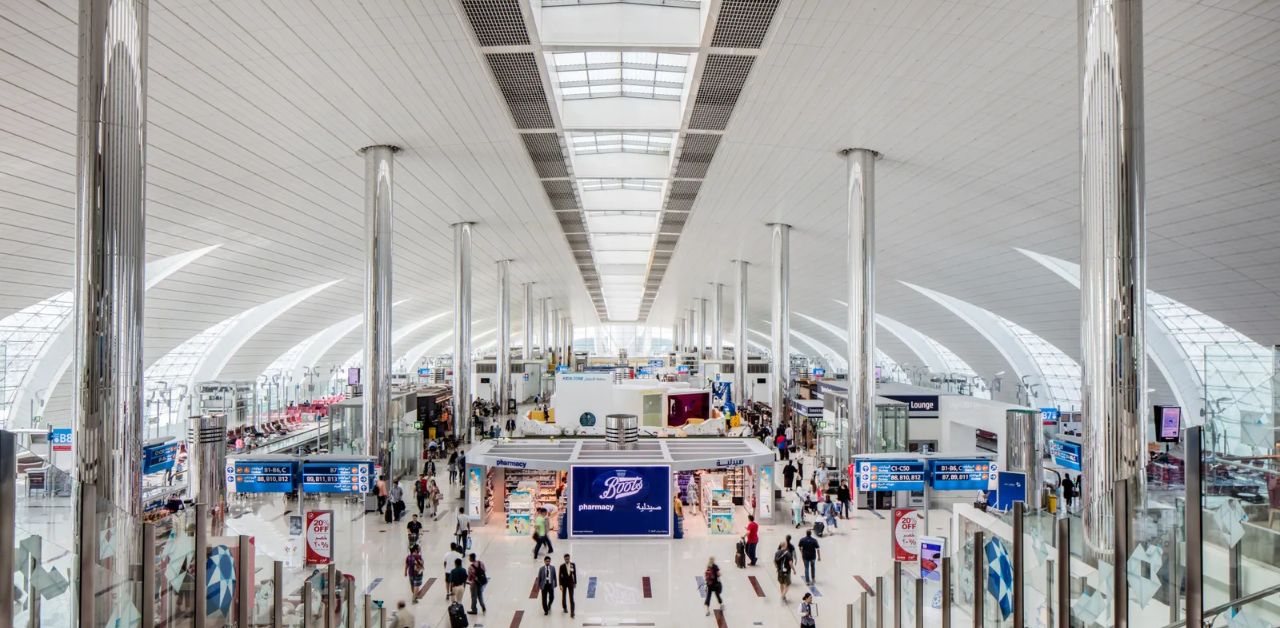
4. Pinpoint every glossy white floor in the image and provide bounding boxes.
[223,449,958,628]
